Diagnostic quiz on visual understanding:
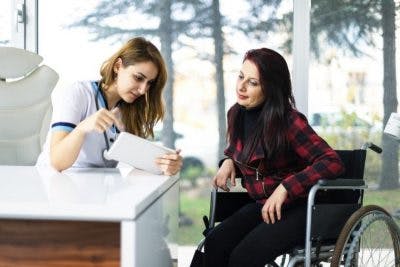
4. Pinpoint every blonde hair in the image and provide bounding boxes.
[100,37,167,138]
